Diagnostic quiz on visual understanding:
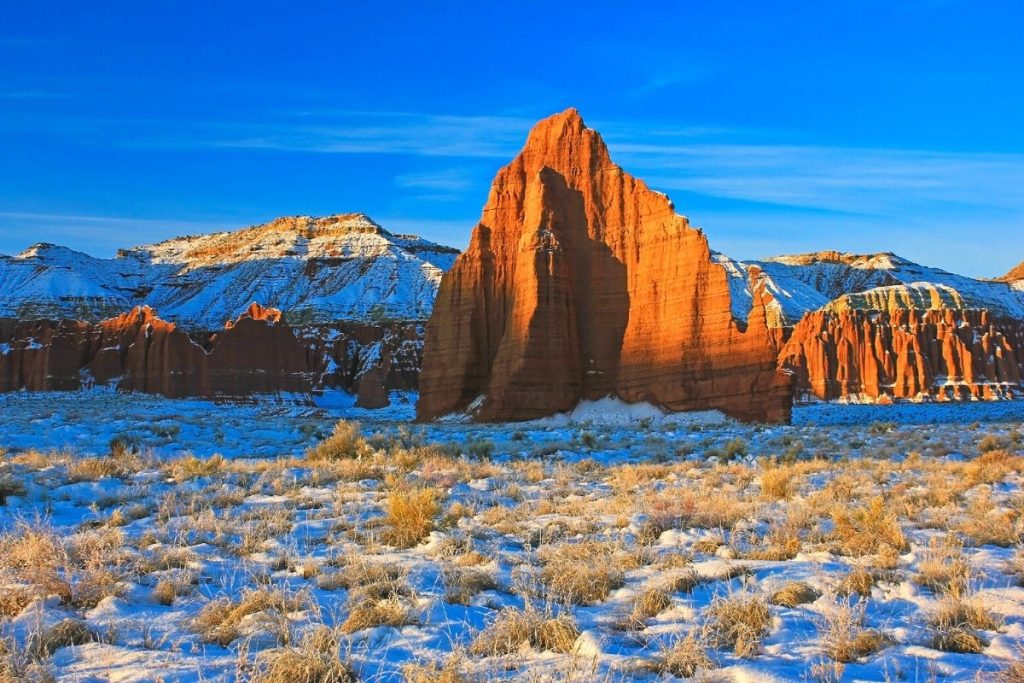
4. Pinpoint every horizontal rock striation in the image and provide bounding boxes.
[417,108,791,423]
[0,303,422,407]
[779,308,1024,402]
